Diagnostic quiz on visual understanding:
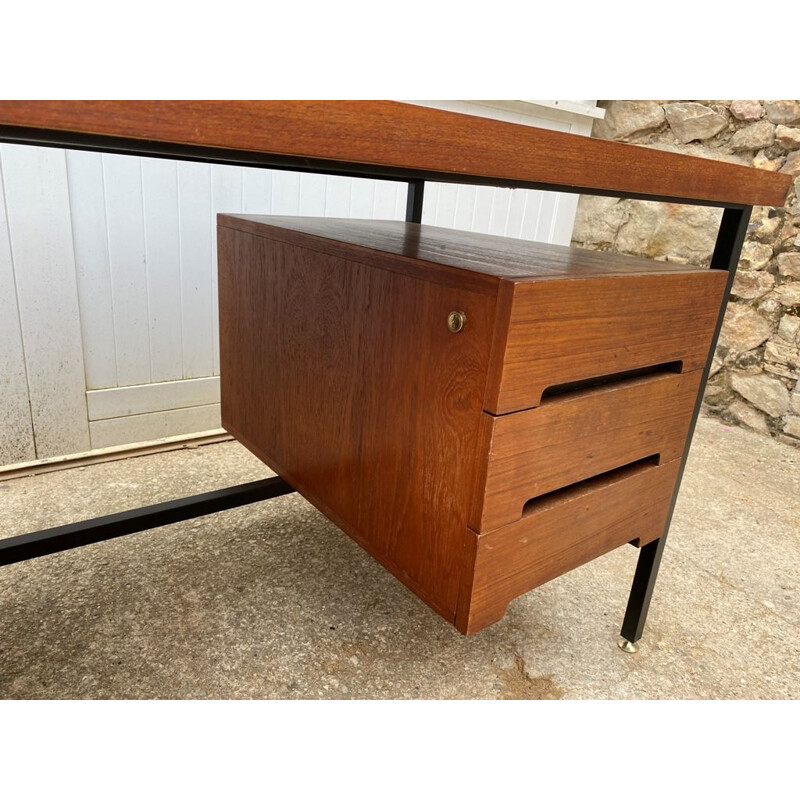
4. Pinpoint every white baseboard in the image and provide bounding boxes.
[89,404,222,449]
[0,430,231,482]
[87,376,220,421]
